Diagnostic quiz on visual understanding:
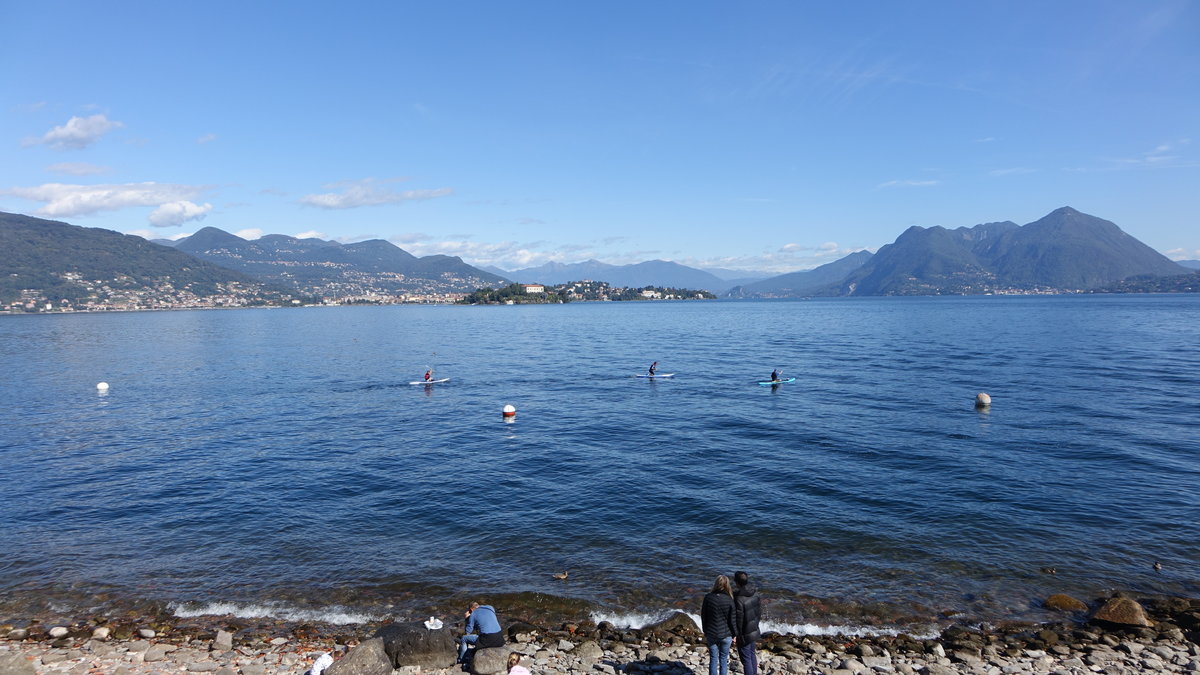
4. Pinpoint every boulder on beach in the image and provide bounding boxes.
[0,652,37,675]
[327,638,392,675]
[470,647,508,675]
[642,612,700,636]
[1091,596,1153,627]
[372,621,456,670]
[1044,594,1089,612]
